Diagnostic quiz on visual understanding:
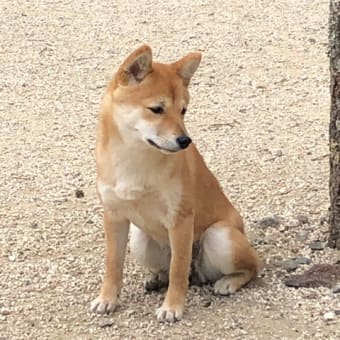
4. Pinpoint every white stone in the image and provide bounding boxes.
[323,311,336,321]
